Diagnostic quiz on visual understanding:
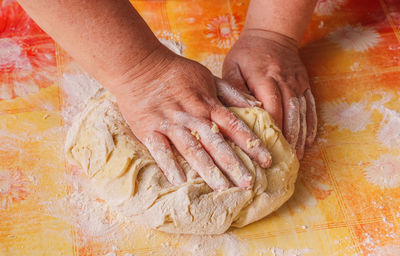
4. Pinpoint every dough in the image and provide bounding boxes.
[65,91,299,235]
